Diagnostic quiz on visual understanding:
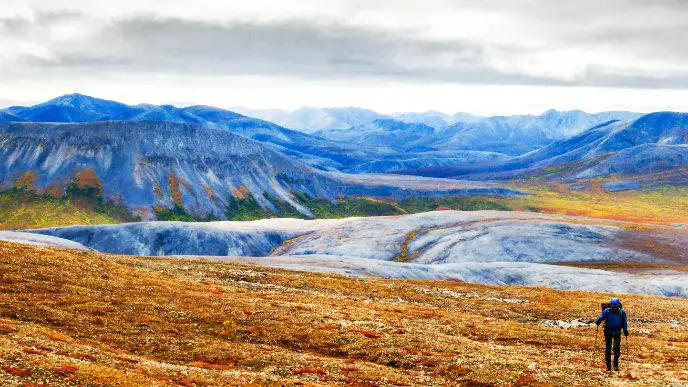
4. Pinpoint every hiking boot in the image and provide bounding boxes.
[613,365,619,372]
[606,367,611,372]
